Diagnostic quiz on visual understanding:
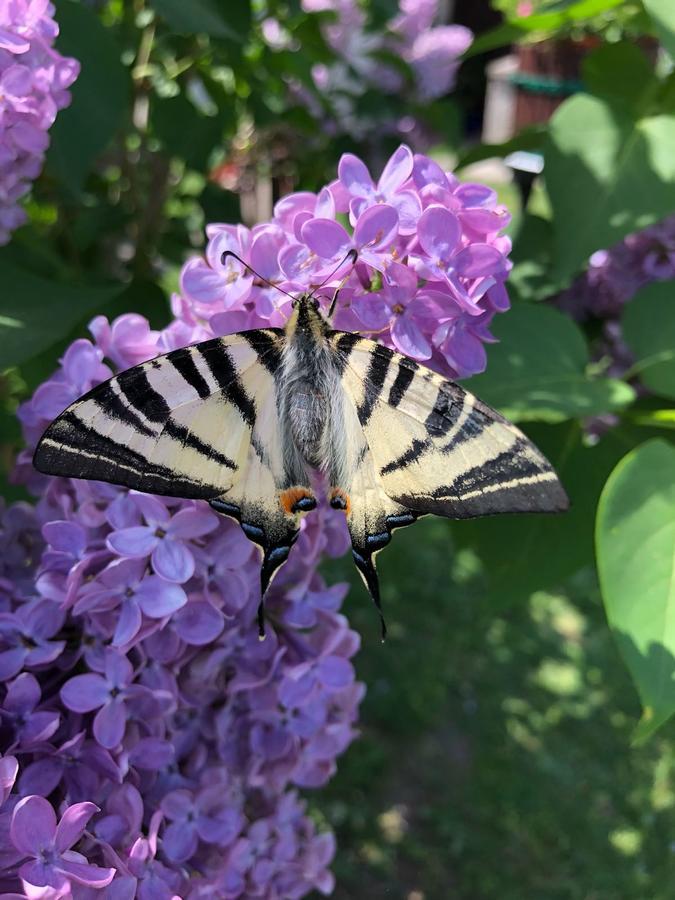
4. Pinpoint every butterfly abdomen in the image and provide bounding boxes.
[279,302,349,484]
